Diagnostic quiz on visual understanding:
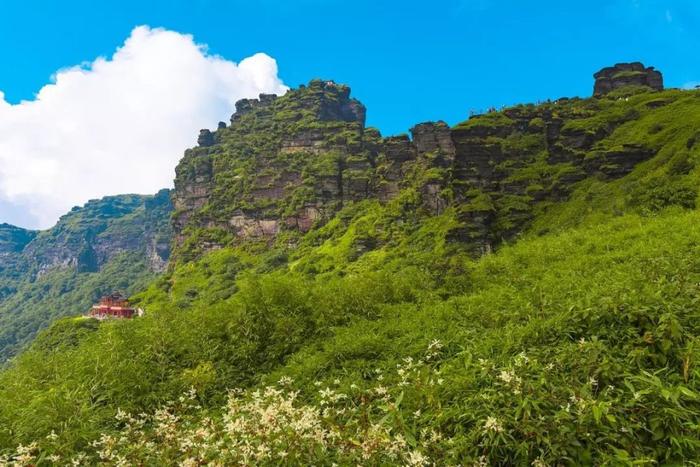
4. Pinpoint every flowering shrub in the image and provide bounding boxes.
[0,342,450,466]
